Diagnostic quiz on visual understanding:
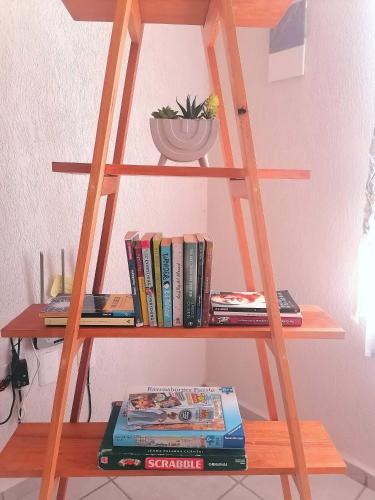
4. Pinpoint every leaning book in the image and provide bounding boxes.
[113,386,244,449]
[98,402,247,472]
